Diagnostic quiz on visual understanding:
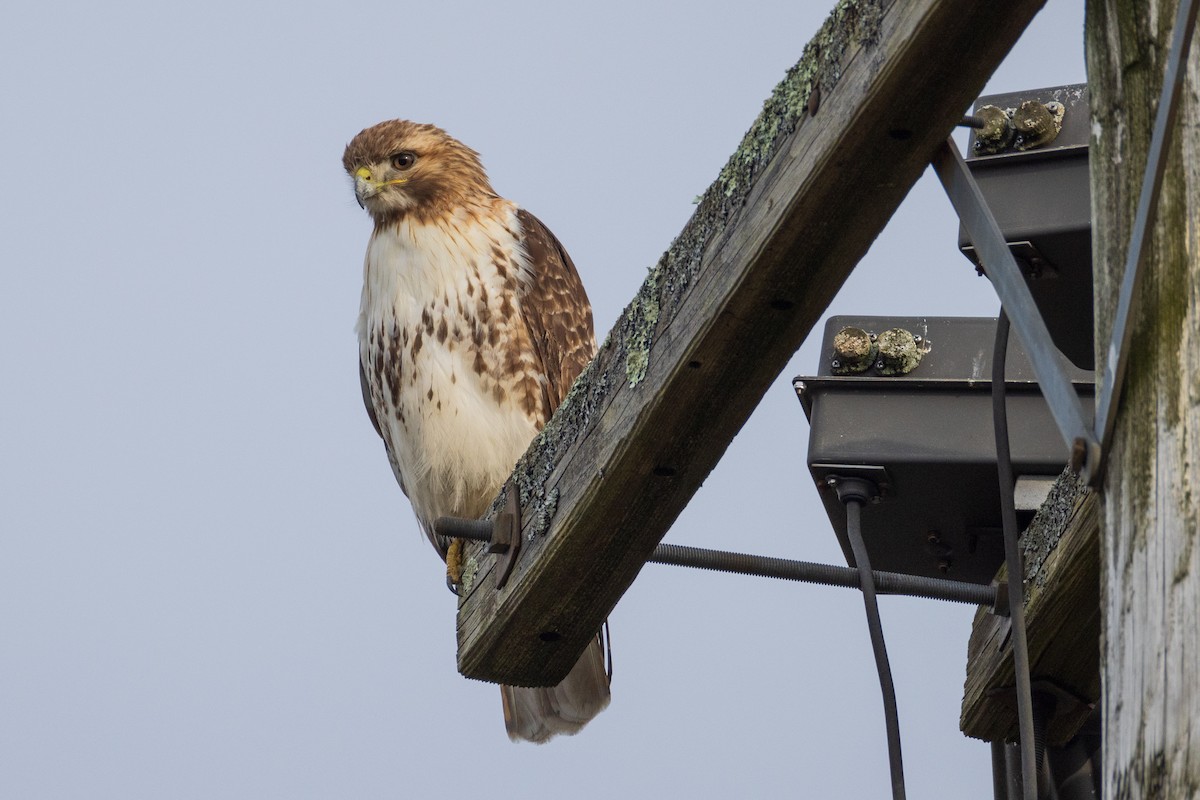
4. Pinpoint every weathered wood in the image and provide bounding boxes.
[1088,1,1200,795]
[960,472,1101,745]
[457,0,1048,687]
